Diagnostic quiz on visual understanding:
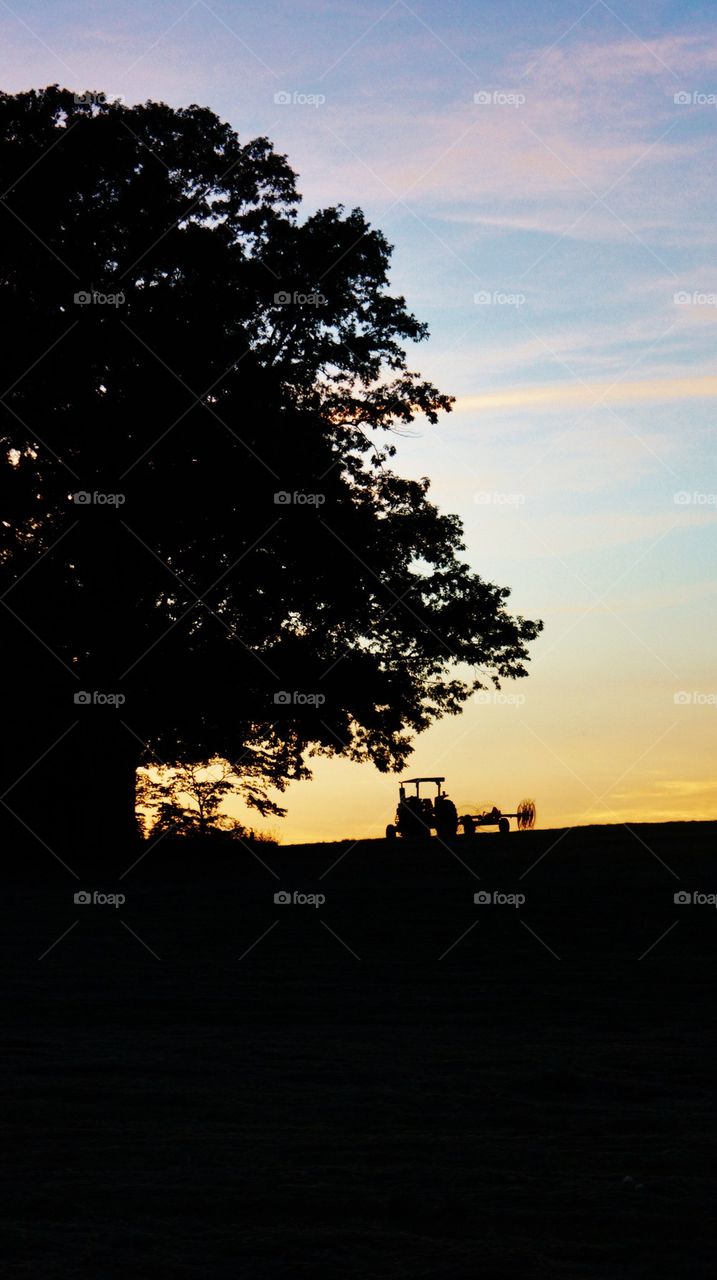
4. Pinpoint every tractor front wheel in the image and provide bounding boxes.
[385,824,397,841]
[498,817,510,837]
